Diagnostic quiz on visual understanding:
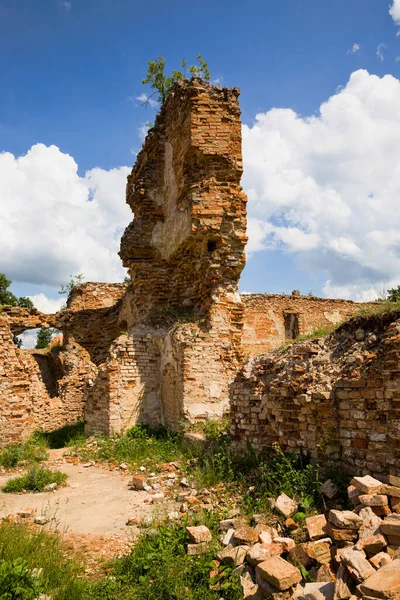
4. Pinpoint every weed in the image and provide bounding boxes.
[0,558,43,599]
[296,323,340,341]
[3,467,67,493]
[0,521,85,600]
[0,435,48,469]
